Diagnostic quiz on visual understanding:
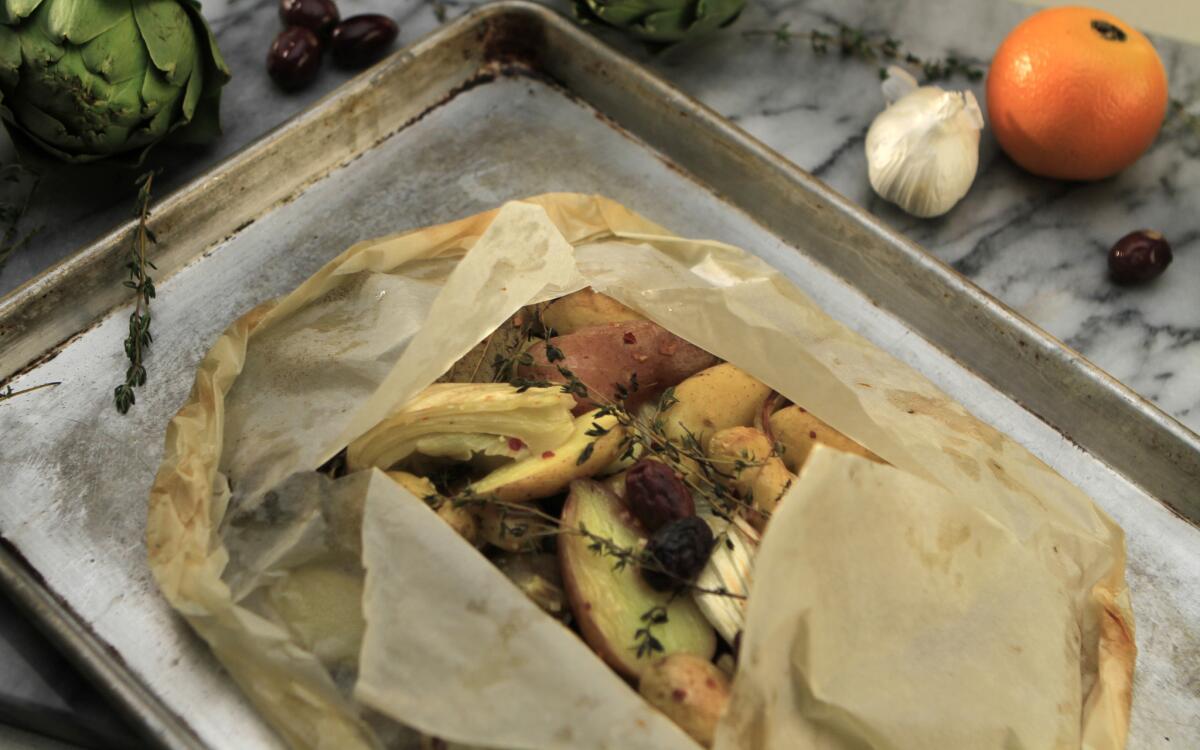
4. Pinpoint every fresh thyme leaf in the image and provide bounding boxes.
[113,171,159,414]
[576,441,596,466]
[545,342,565,363]
[743,21,984,82]
[634,605,669,658]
